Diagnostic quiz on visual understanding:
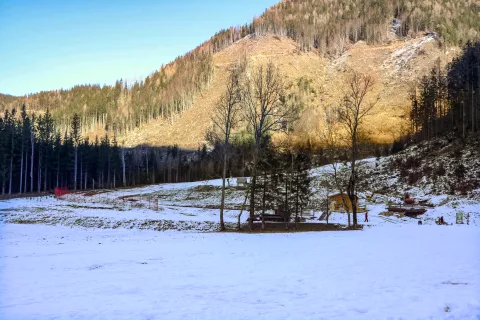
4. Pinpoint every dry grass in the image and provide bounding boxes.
[123,35,459,149]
